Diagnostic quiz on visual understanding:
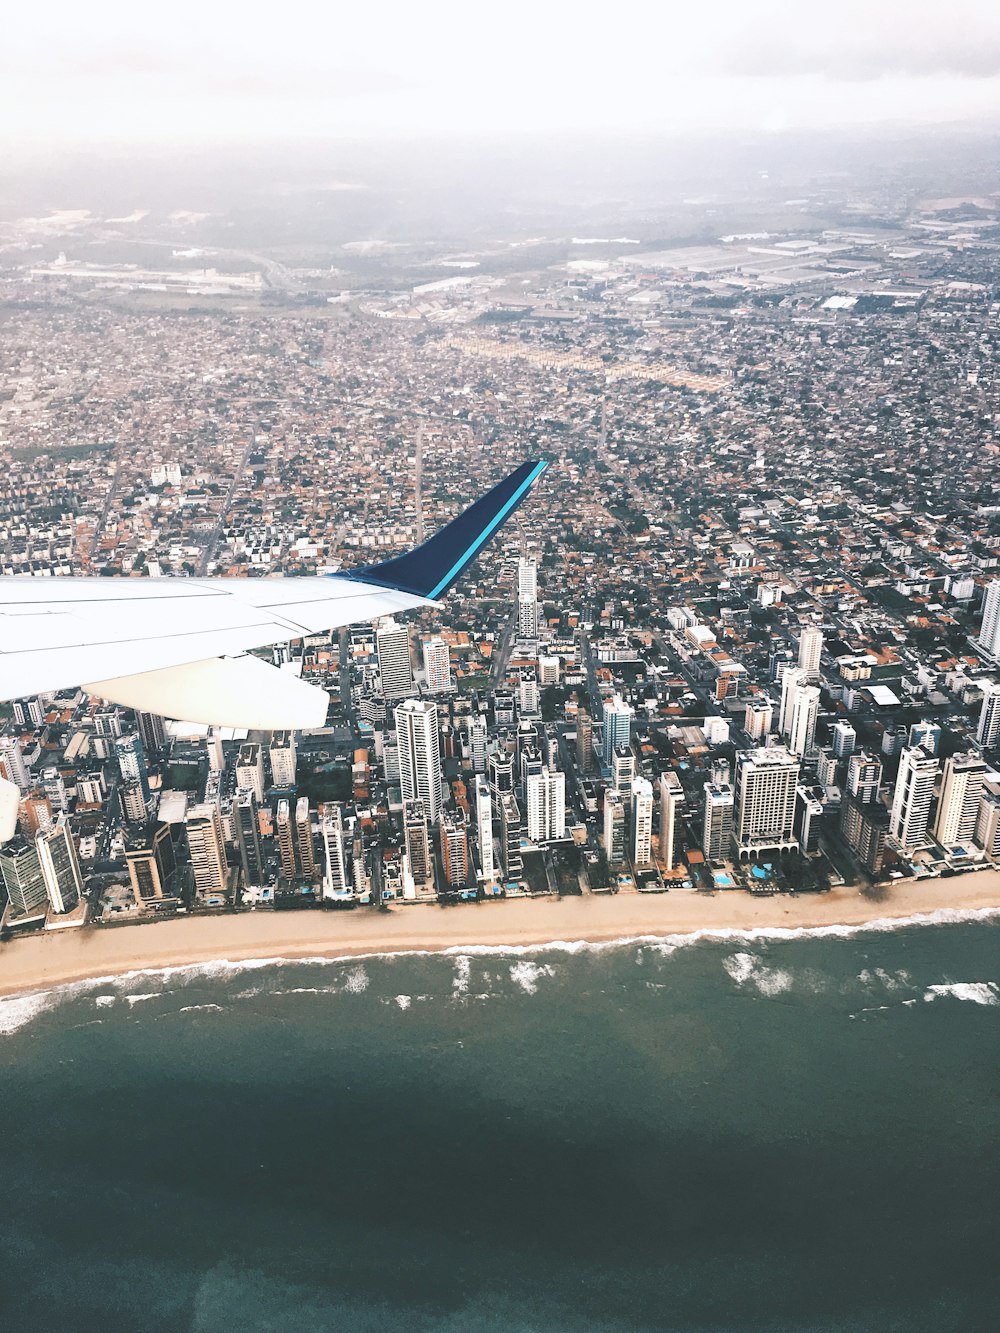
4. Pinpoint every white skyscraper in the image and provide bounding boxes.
[0,736,29,792]
[395,698,443,824]
[517,553,539,639]
[978,580,1000,658]
[889,746,939,850]
[933,752,987,847]
[320,804,351,899]
[658,771,685,870]
[976,682,1000,749]
[831,720,857,760]
[268,731,297,788]
[474,774,496,883]
[518,672,540,718]
[779,669,819,757]
[603,790,626,866]
[526,768,566,843]
[797,625,823,681]
[235,743,265,803]
[422,637,452,694]
[602,695,634,767]
[630,777,654,867]
[377,618,415,700]
[465,714,489,774]
[733,747,800,858]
